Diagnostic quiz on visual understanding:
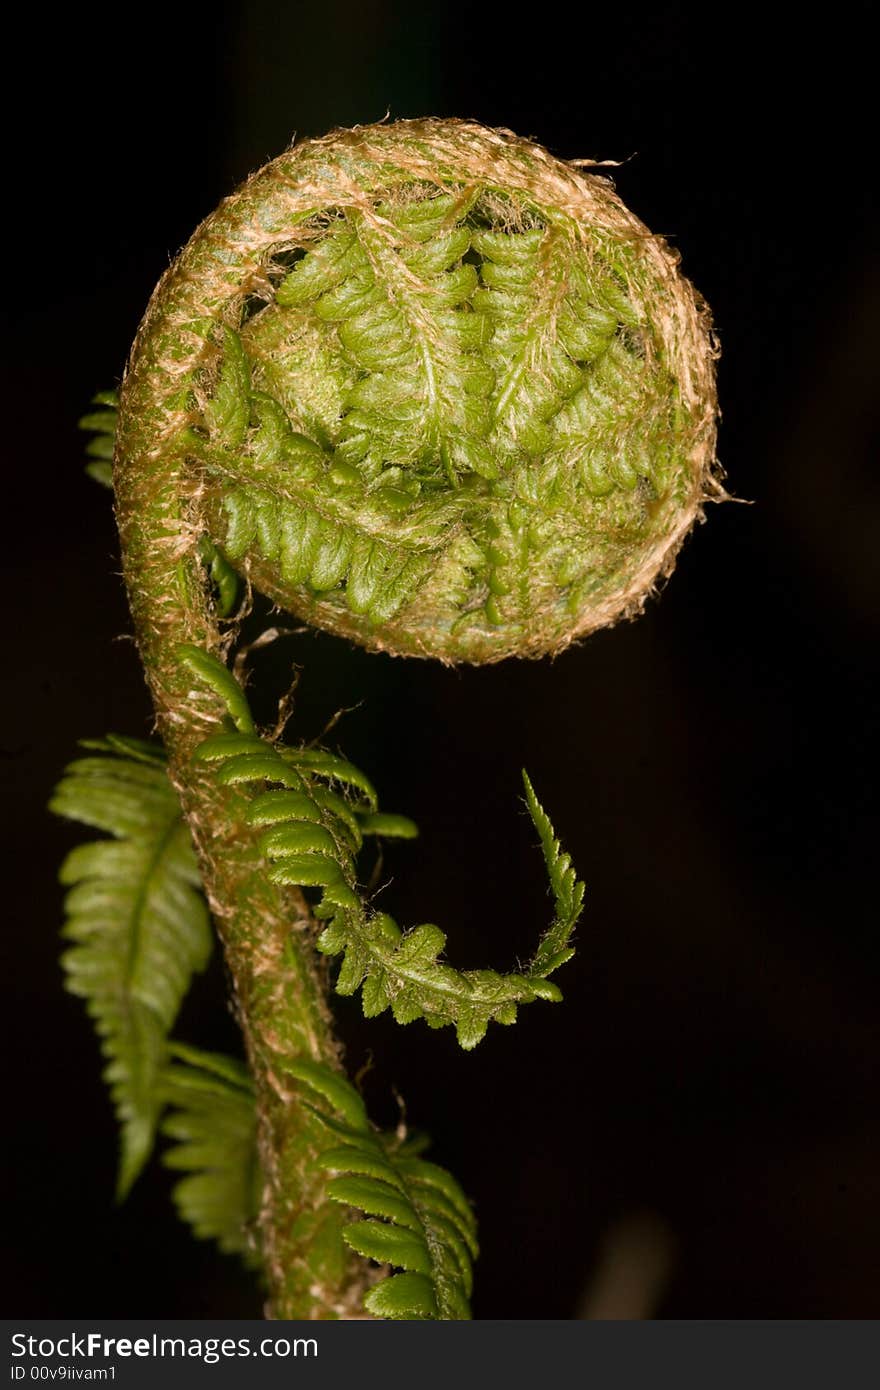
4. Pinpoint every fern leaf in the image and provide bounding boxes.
[329,201,496,484]
[78,389,118,488]
[190,195,503,628]
[183,649,584,1050]
[197,536,242,618]
[204,326,251,446]
[189,331,449,629]
[357,811,418,839]
[50,740,212,1197]
[290,1061,478,1319]
[178,643,255,734]
[160,1044,260,1262]
[522,770,585,975]
[473,227,582,456]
